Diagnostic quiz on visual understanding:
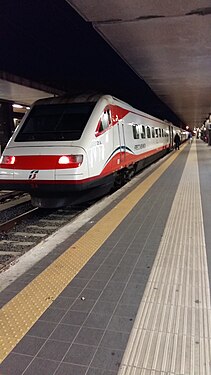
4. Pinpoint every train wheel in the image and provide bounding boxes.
[114,165,136,188]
